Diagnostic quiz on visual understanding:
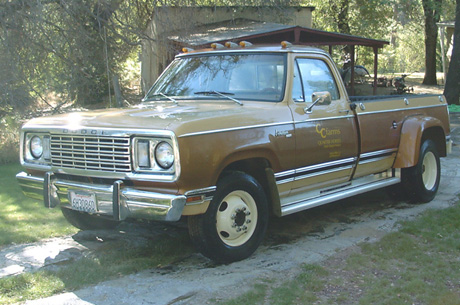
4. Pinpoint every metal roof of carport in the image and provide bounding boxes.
[168,19,390,95]
[168,19,389,49]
